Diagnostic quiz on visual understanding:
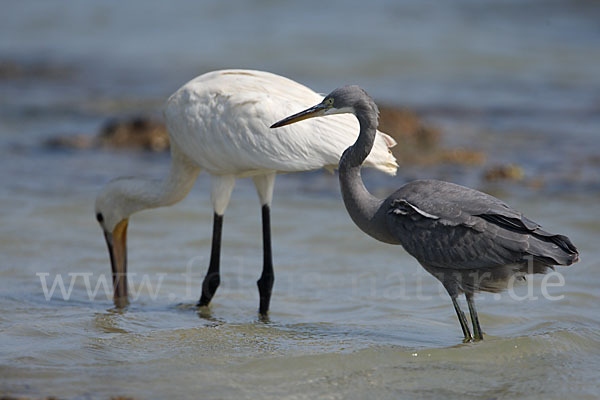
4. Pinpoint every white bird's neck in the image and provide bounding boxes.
[117,146,201,217]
